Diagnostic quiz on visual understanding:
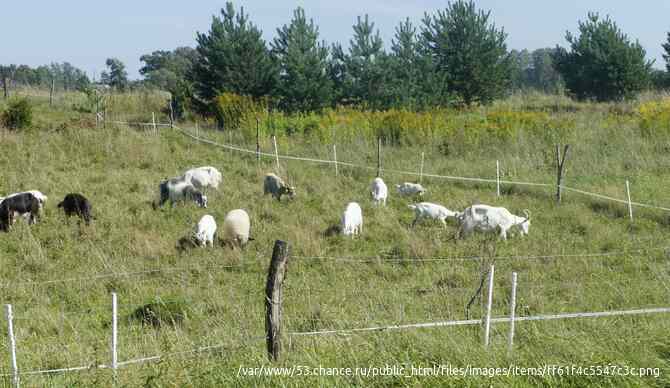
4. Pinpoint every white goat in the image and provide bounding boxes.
[459,204,531,240]
[408,202,460,228]
[194,214,217,247]
[370,177,388,206]
[341,202,363,237]
[183,166,222,190]
[396,182,426,197]
[222,209,251,247]
[263,173,295,201]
